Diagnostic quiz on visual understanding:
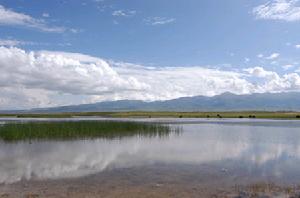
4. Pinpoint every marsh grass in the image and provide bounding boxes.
[0,121,178,142]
